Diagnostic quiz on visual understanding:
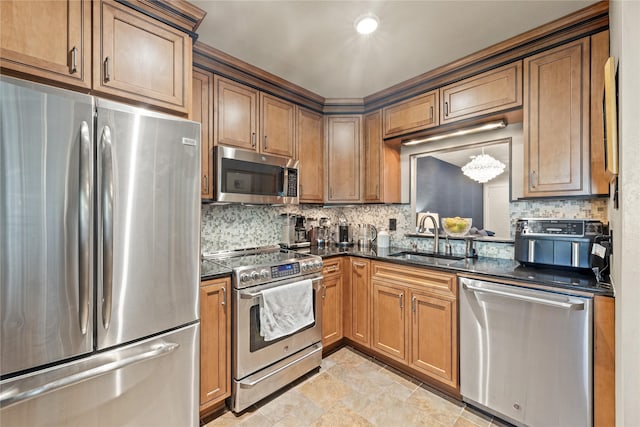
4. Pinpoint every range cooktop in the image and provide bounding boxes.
[203,246,323,288]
